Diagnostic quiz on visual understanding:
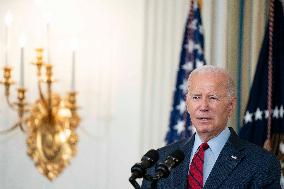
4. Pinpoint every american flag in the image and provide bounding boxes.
[165,0,206,144]
[239,0,284,185]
